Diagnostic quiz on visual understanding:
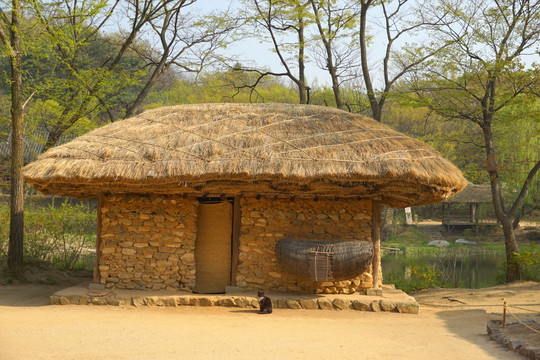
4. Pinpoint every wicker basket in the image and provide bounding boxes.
[275,238,374,281]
